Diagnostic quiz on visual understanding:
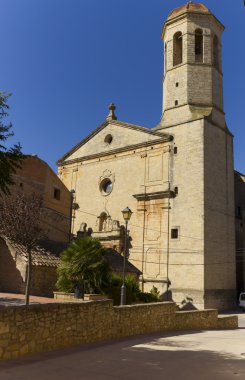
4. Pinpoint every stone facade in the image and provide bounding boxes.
[57,3,240,310]
[0,156,72,297]
[234,171,245,293]
[0,238,60,297]
[0,300,237,360]
[11,155,71,243]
